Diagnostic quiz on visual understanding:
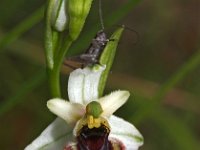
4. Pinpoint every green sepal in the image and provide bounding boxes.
[98,27,124,96]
